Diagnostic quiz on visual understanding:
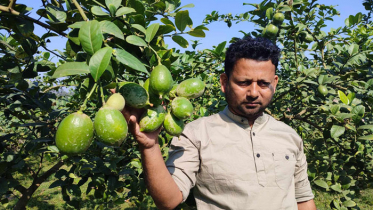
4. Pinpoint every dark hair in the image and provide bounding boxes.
[224,36,281,77]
